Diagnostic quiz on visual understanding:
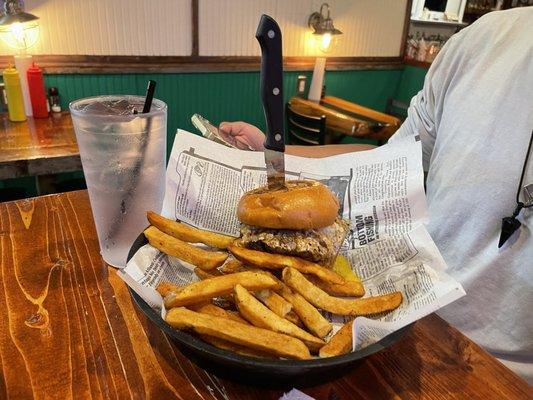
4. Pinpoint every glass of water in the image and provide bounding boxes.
[70,95,167,267]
